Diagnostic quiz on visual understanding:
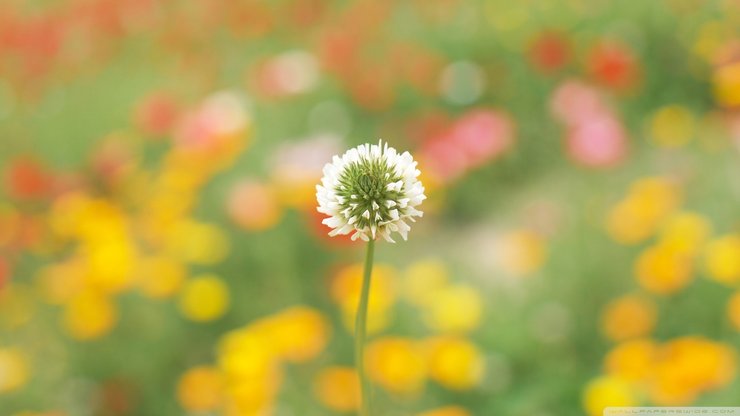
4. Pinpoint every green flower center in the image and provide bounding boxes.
[336,157,404,229]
